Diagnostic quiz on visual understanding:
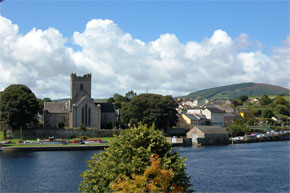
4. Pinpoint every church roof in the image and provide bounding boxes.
[44,102,69,113]
[95,102,115,113]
